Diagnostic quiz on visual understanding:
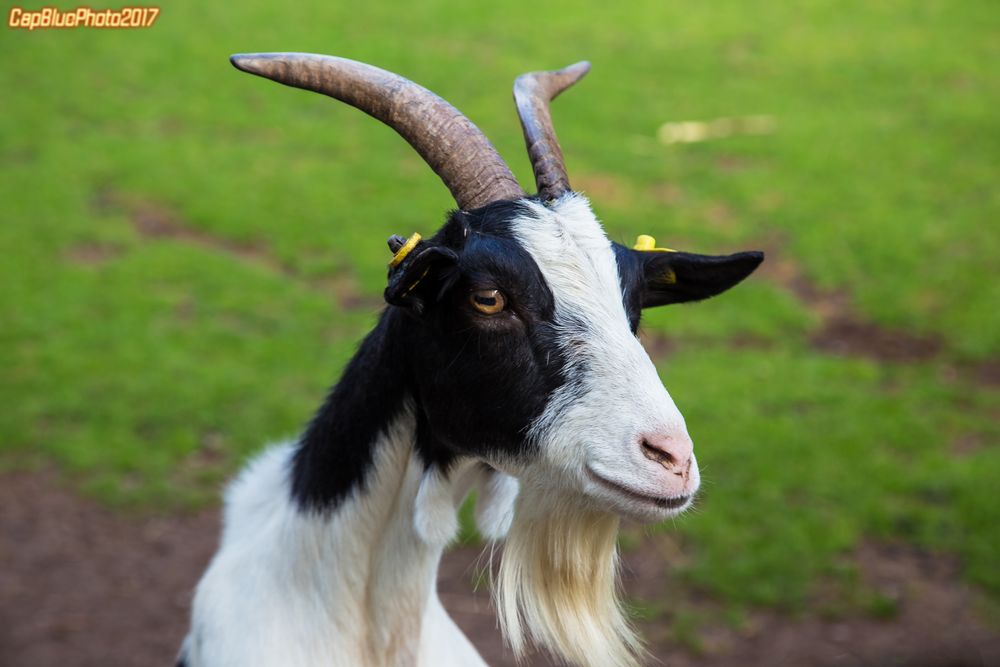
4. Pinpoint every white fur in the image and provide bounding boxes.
[474,468,519,540]
[510,194,700,516]
[414,465,463,546]
[185,408,487,667]
[414,460,513,544]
